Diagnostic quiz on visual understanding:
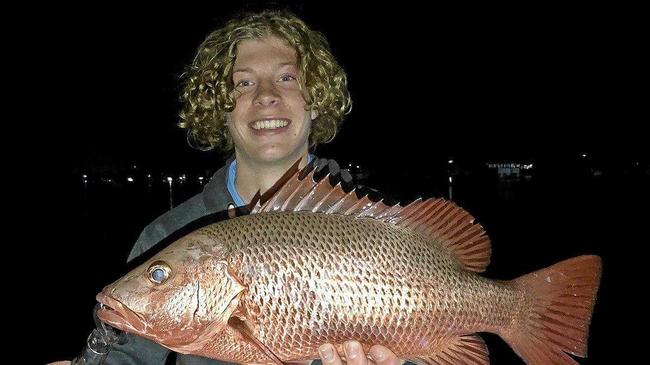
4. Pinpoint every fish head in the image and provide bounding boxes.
[96,234,245,353]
